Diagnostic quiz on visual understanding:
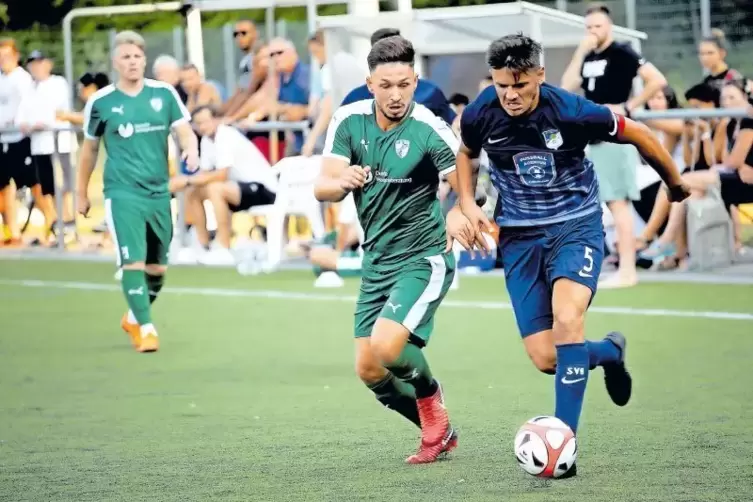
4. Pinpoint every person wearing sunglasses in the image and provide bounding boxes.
[240,38,311,158]
[221,20,260,118]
